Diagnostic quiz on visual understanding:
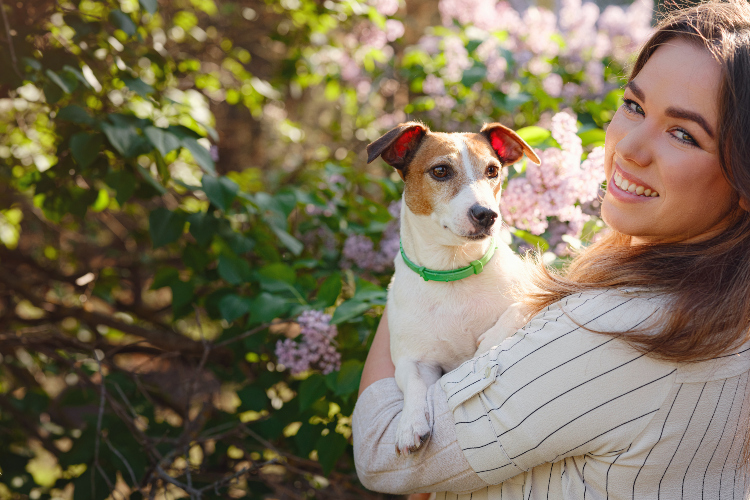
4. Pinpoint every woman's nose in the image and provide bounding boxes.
[614,120,653,168]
